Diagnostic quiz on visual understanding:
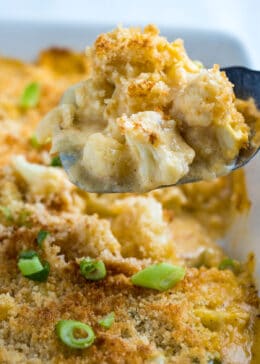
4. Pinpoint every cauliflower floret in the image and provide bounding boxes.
[12,155,72,196]
[111,196,177,261]
[173,66,249,161]
[173,66,236,127]
[116,112,194,191]
[81,133,130,192]
[75,111,194,192]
